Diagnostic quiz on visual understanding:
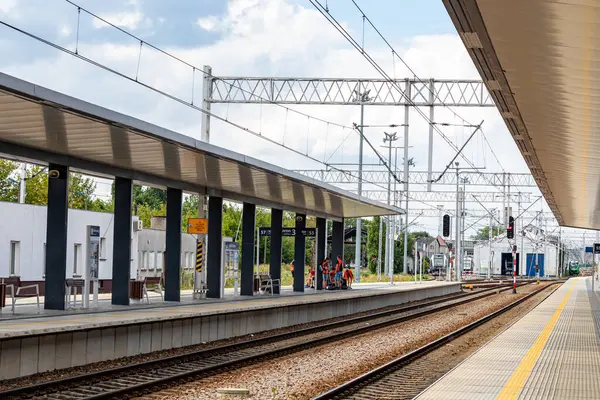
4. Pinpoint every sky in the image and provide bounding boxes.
[0,0,587,241]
